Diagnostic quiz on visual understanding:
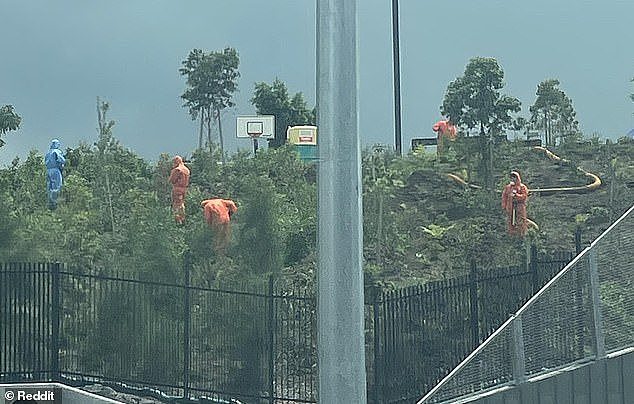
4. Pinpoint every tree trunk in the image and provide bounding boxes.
[488,130,494,190]
[97,98,103,134]
[104,171,116,233]
[217,107,225,165]
[544,110,551,146]
[206,106,213,154]
[198,109,205,150]
[96,97,116,233]
[377,191,384,265]
[479,122,494,190]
